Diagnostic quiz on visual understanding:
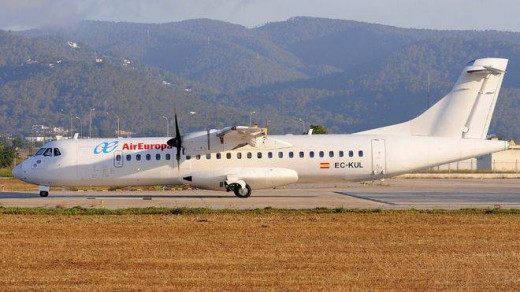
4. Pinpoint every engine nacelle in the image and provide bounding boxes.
[182,167,299,191]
